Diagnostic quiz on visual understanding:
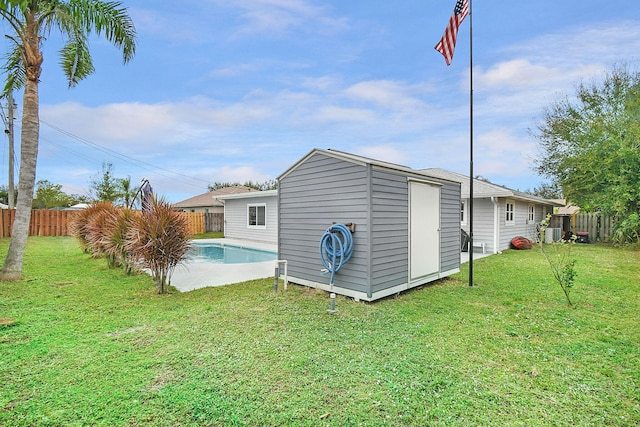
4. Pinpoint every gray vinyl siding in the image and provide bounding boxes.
[462,198,554,253]
[223,195,278,244]
[278,153,370,294]
[497,199,543,251]
[278,150,461,300]
[439,180,462,272]
[462,198,495,253]
[370,169,409,294]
